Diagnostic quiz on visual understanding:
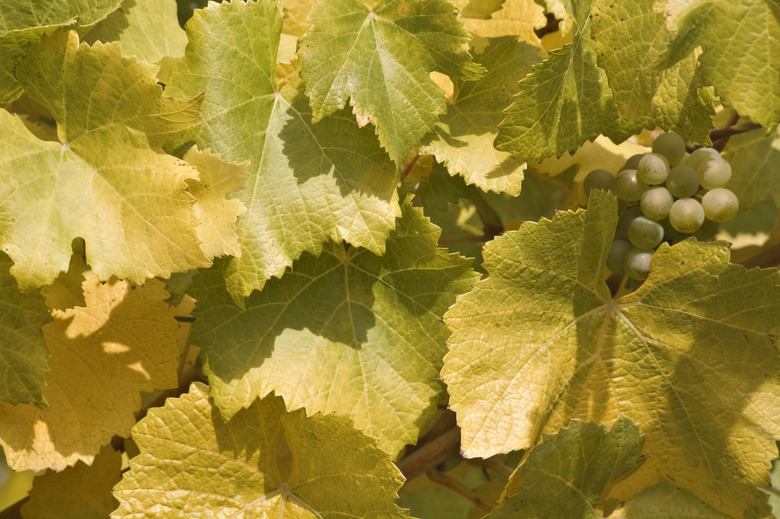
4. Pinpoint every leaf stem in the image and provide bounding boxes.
[425,470,493,513]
